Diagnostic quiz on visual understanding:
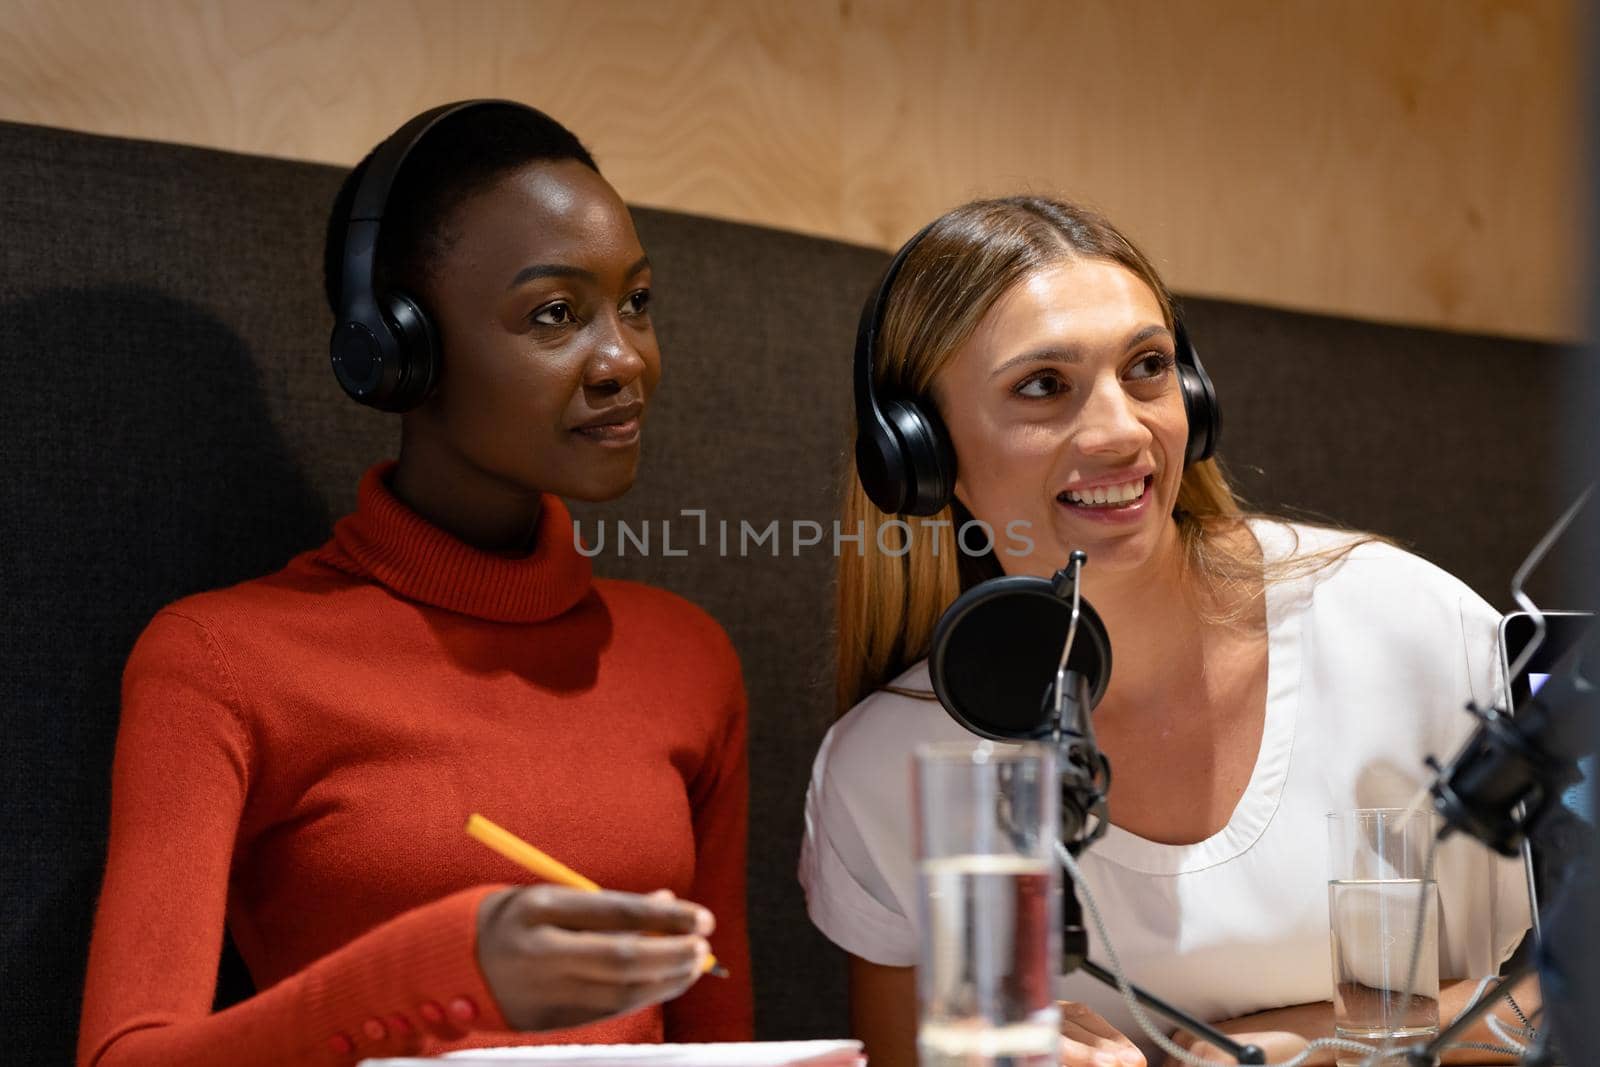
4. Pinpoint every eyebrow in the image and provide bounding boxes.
[986,323,1173,381]
[506,254,651,291]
